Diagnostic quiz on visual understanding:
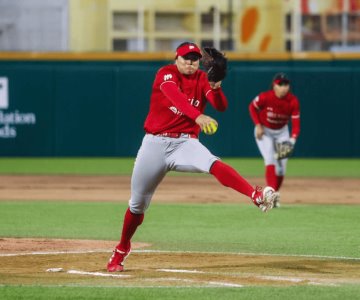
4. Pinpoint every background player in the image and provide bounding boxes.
[249,72,300,207]
[107,42,279,272]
